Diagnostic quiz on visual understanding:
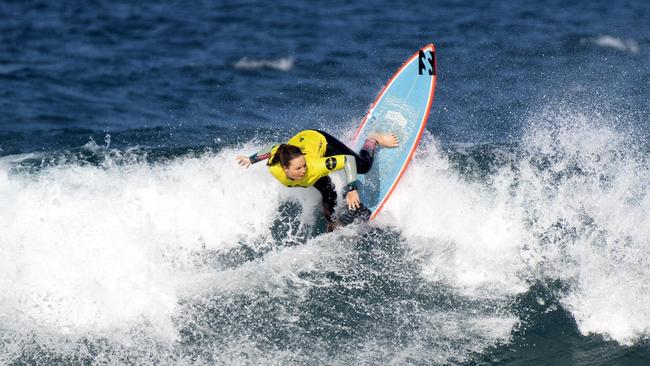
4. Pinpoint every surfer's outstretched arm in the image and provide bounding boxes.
[236,145,275,168]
